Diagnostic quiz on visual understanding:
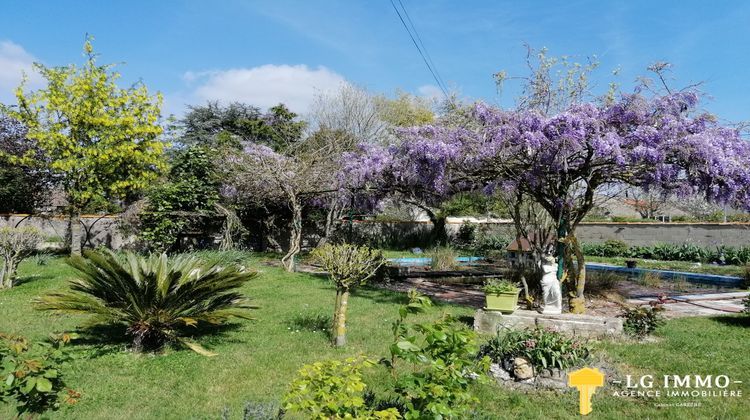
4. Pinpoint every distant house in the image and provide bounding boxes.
[506,234,555,267]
